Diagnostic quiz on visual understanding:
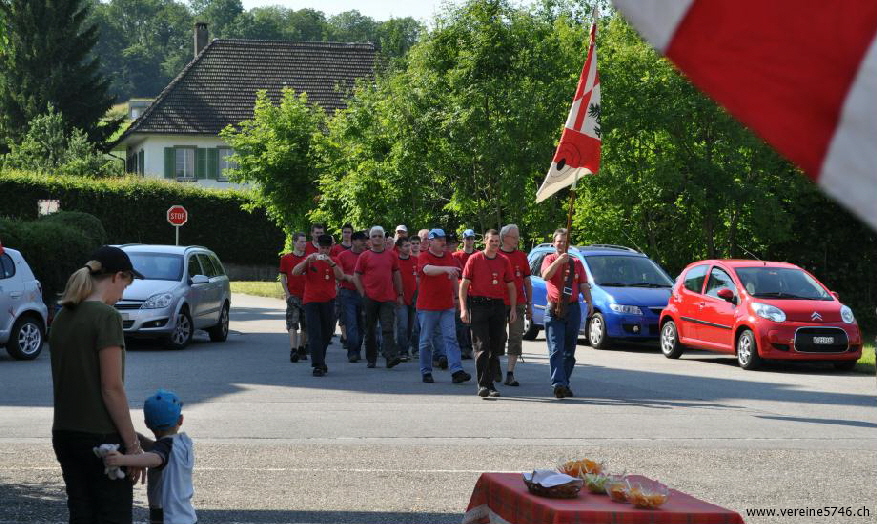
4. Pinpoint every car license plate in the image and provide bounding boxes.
[813,336,834,344]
